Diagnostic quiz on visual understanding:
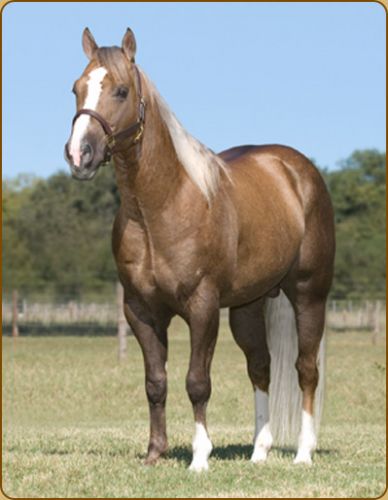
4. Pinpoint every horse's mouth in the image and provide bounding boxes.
[64,142,105,181]
[70,166,99,181]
